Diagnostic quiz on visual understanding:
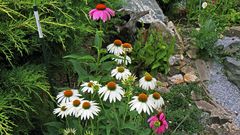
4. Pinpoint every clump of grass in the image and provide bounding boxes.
[163,83,204,134]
